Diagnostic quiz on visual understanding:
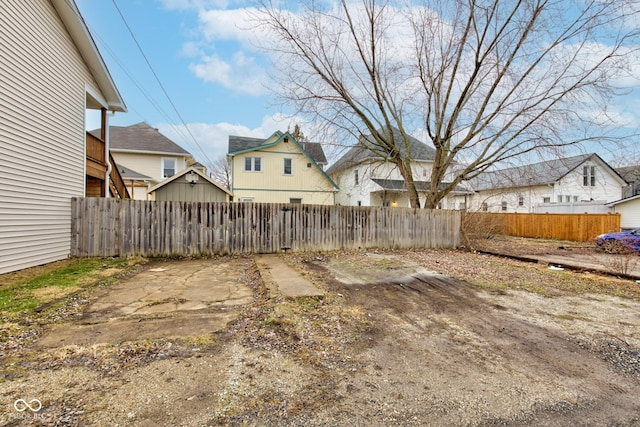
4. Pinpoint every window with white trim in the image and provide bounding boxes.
[583,165,595,186]
[283,158,293,175]
[244,157,262,172]
[501,201,507,211]
[162,158,177,178]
